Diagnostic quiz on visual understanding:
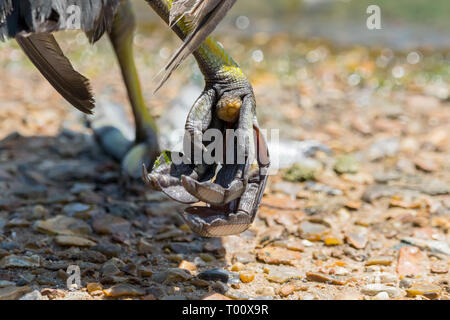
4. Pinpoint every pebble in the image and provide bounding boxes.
[34,215,92,236]
[101,259,123,277]
[401,237,450,256]
[345,228,368,249]
[360,284,401,298]
[0,286,32,300]
[0,254,40,268]
[256,287,275,296]
[91,243,122,258]
[168,242,203,254]
[92,215,130,235]
[298,221,329,241]
[257,247,302,266]
[103,284,145,298]
[202,293,232,300]
[405,283,441,299]
[323,234,344,246]
[365,256,394,266]
[397,246,427,276]
[179,260,197,272]
[334,154,360,174]
[55,235,97,247]
[266,268,303,284]
[152,268,192,284]
[240,273,255,283]
[430,263,448,274]
[198,269,230,283]
[62,203,94,219]
[19,290,45,300]
[373,292,390,300]
[137,238,157,254]
[306,272,348,285]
